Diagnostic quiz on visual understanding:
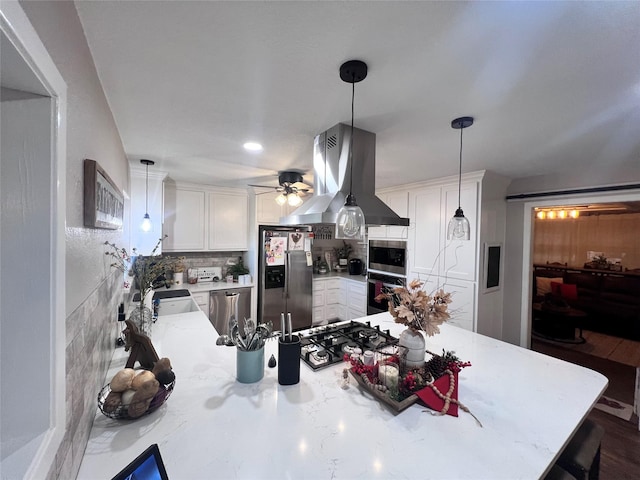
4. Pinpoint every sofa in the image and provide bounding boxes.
[533,267,640,341]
